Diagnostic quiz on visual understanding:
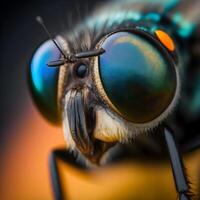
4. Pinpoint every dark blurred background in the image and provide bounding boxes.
[0,0,104,199]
